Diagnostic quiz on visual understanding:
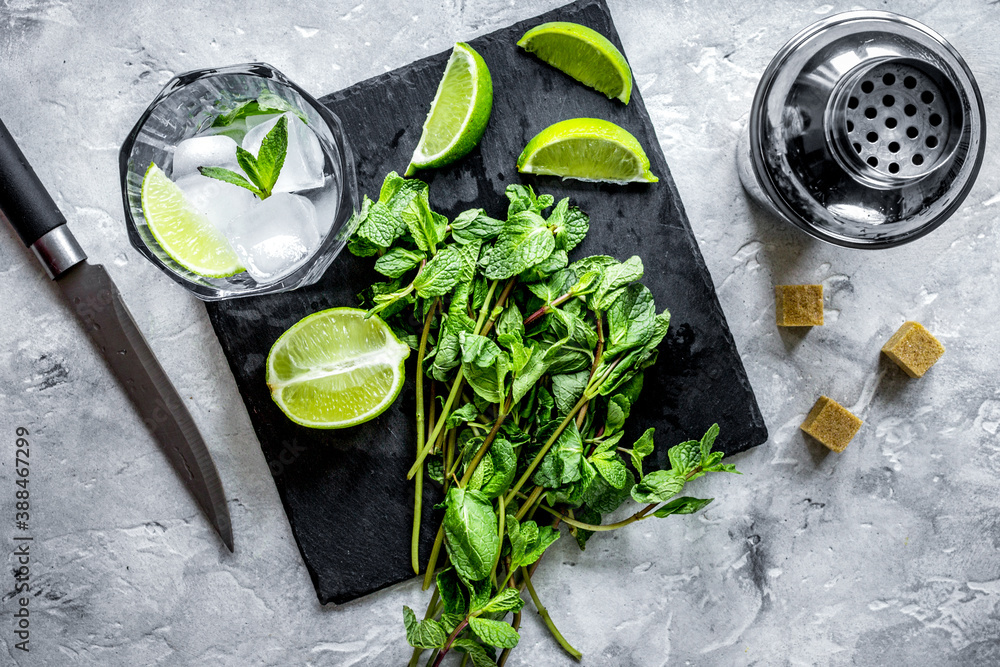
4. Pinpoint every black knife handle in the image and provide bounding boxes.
[0,117,68,247]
